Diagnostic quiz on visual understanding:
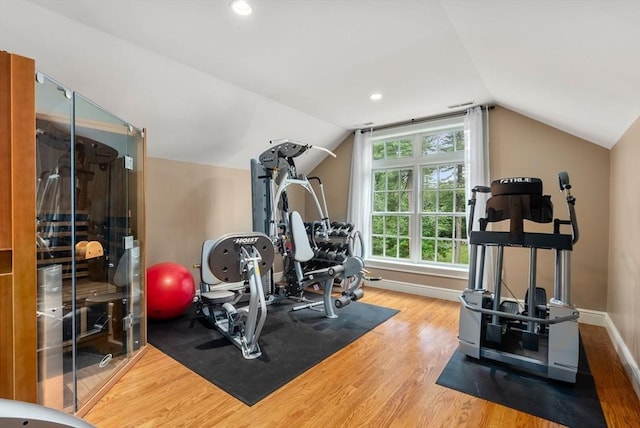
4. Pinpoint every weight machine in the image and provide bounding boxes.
[194,232,274,359]
[251,140,366,316]
[458,172,580,382]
